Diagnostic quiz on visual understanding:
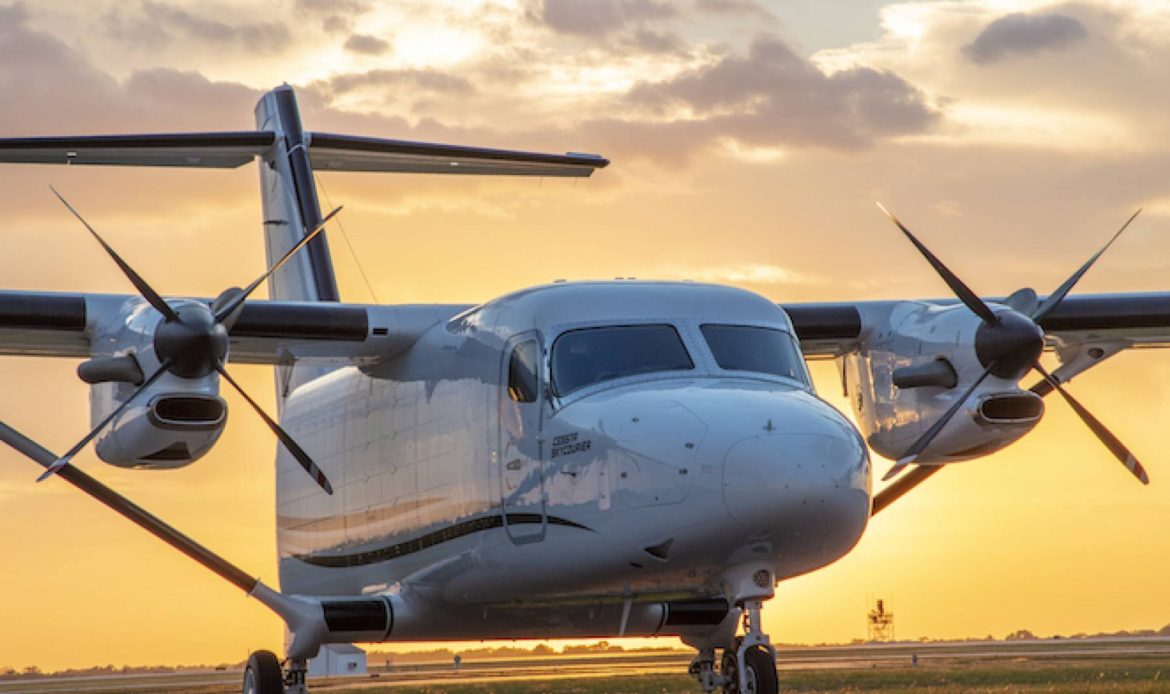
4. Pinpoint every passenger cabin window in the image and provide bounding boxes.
[508,340,539,403]
[552,325,693,396]
[701,324,808,384]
